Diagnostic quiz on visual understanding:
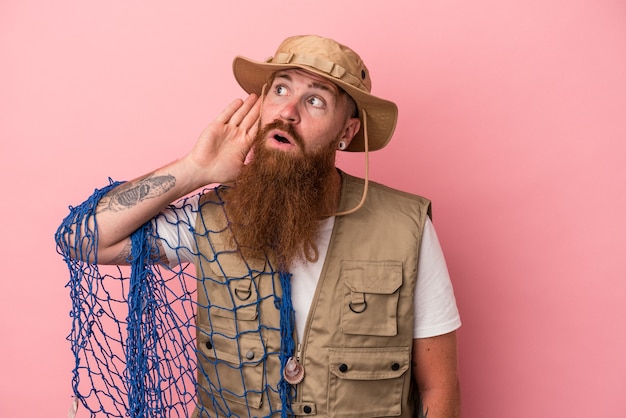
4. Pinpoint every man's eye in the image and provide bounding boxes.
[275,85,287,95]
[308,96,324,107]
